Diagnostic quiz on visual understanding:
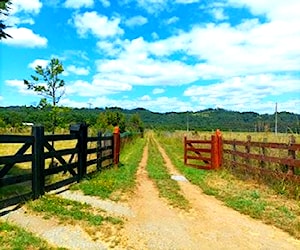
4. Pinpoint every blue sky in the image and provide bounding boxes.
[1,0,300,114]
